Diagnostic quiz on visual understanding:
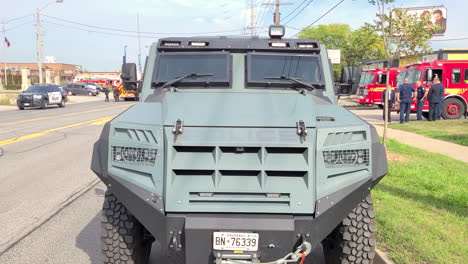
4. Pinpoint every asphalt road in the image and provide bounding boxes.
[0,100,134,259]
